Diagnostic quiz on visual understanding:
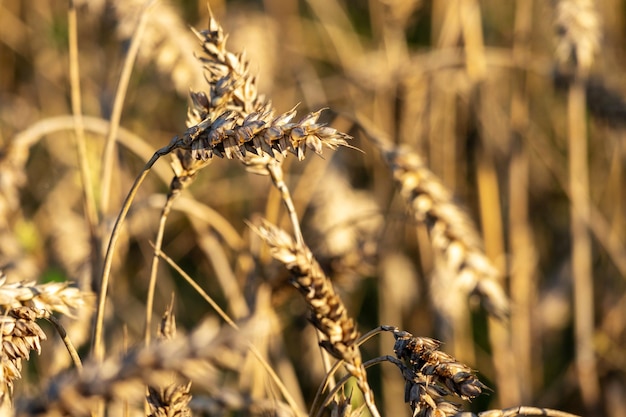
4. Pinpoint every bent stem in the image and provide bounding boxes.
[266,160,304,248]
[144,190,178,346]
[92,142,178,361]
[45,314,83,373]
[315,357,388,417]
[155,246,305,417]
[100,0,156,216]
[309,326,388,417]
